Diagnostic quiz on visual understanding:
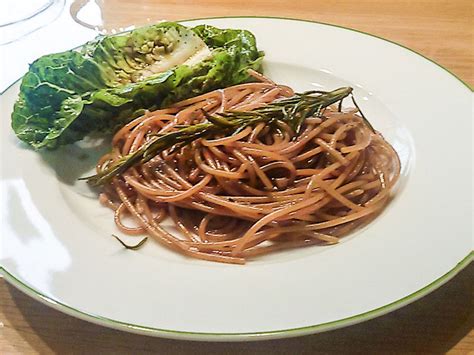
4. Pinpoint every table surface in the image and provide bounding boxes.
[1,0,473,353]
